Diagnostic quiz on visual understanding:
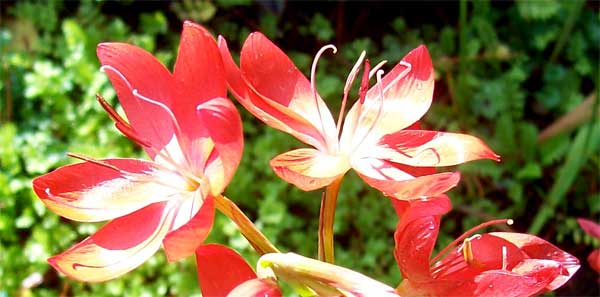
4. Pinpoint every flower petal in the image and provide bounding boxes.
[173,21,226,113]
[341,45,434,149]
[373,130,500,167]
[270,148,350,191]
[394,198,449,282]
[195,97,244,194]
[163,195,214,262]
[257,253,399,296]
[577,218,600,239]
[489,232,580,290]
[353,157,460,199]
[97,43,175,158]
[48,201,175,282]
[32,158,181,222]
[468,269,549,297]
[218,35,335,152]
[196,244,257,297]
[228,278,282,297]
[172,22,233,165]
